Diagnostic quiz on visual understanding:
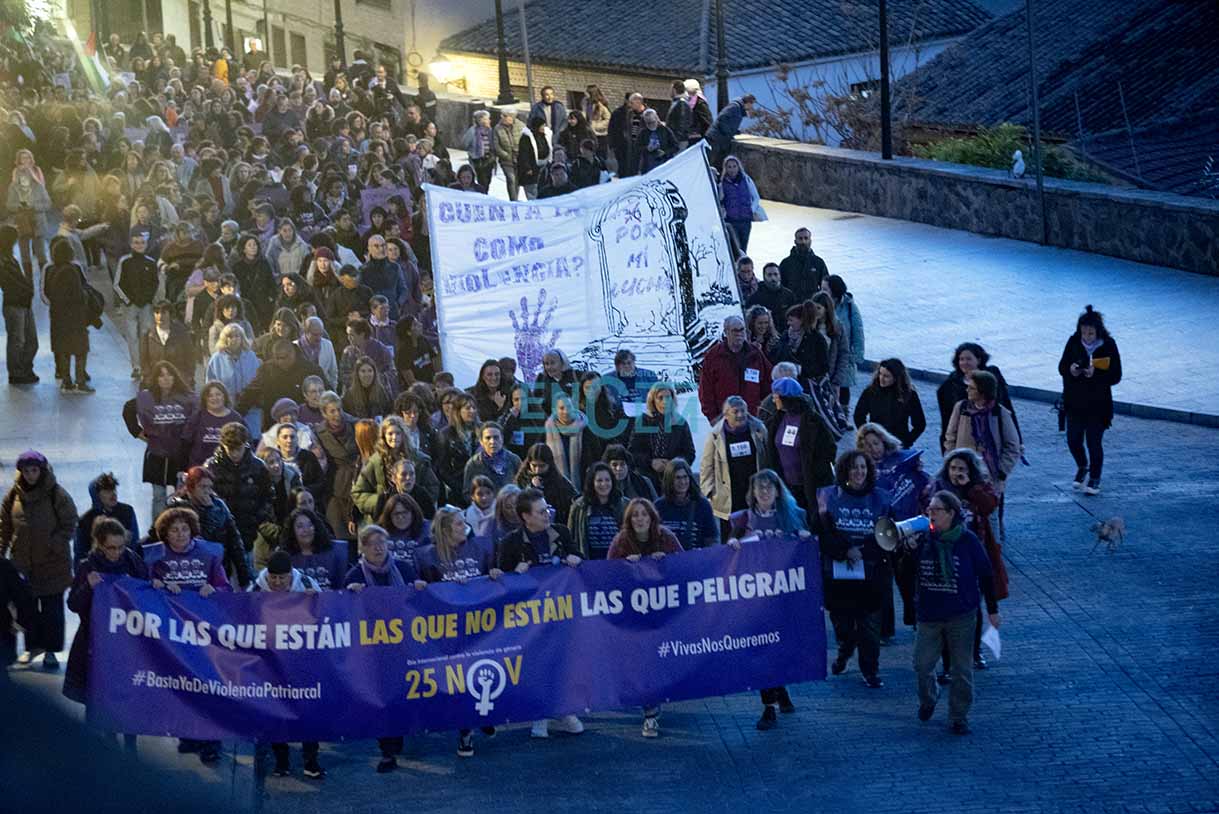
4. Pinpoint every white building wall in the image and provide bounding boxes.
[707,39,957,146]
